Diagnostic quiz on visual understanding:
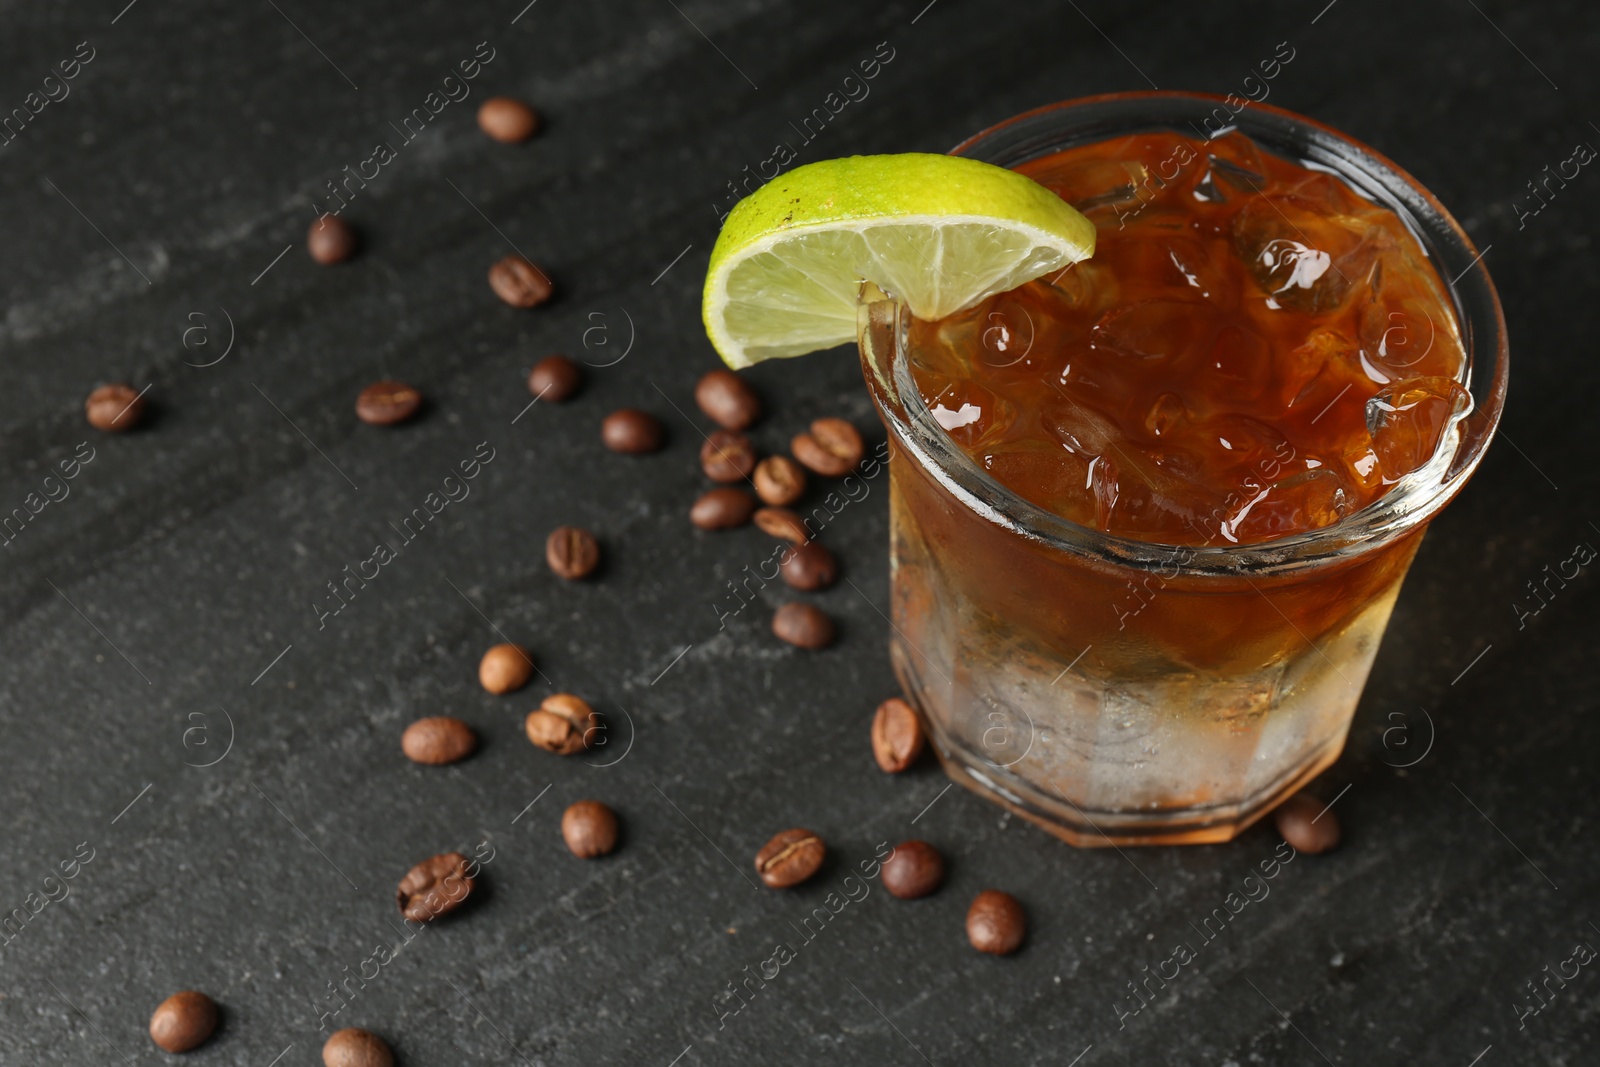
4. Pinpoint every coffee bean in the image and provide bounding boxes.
[755,828,825,888]
[529,355,581,402]
[85,383,145,432]
[1274,792,1340,854]
[478,643,534,694]
[791,417,864,477]
[602,408,664,453]
[881,840,945,899]
[700,431,756,483]
[691,487,757,530]
[780,541,837,590]
[754,455,806,506]
[477,96,540,142]
[307,214,359,264]
[966,889,1026,955]
[753,506,811,544]
[694,369,761,430]
[525,693,600,755]
[396,851,475,922]
[489,254,554,308]
[871,697,924,773]
[149,990,218,1053]
[355,380,422,426]
[562,799,619,858]
[772,602,834,649]
[546,525,600,579]
[323,1027,394,1067]
[401,716,477,765]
